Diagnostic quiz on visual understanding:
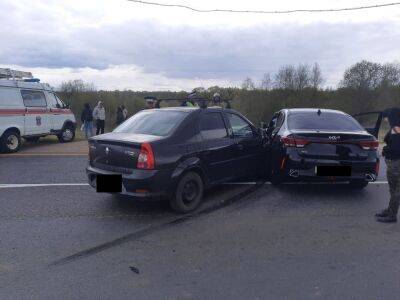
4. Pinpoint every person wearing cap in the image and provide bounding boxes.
[93,101,106,135]
[375,107,400,223]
